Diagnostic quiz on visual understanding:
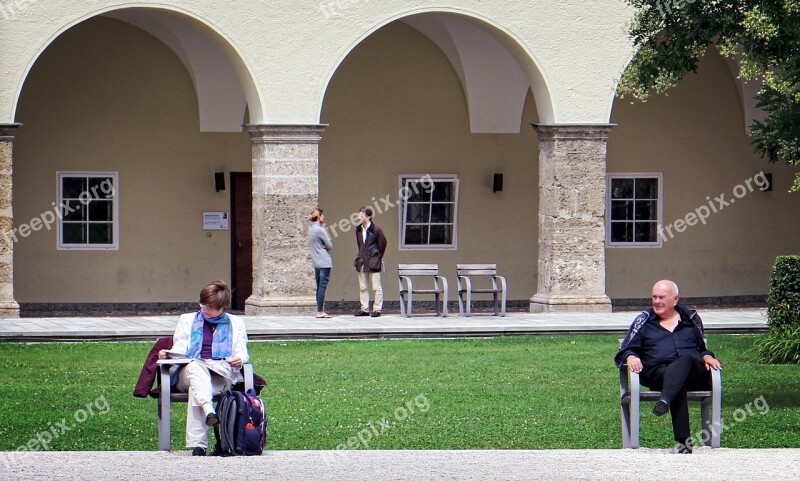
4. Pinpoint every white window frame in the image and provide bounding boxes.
[606,173,663,248]
[57,171,119,250]
[398,174,459,251]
